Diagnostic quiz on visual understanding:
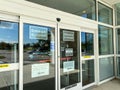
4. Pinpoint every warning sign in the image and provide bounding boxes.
[0,64,9,68]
